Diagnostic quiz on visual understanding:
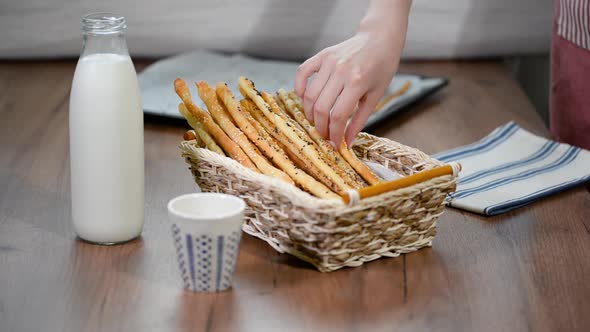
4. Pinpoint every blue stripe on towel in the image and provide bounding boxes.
[432,122,514,160]
[451,146,581,200]
[435,122,518,162]
[459,141,559,185]
[484,175,590,215]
